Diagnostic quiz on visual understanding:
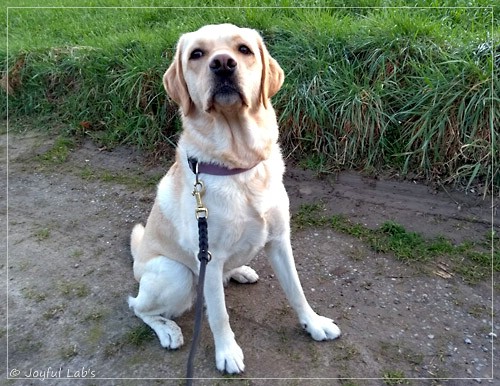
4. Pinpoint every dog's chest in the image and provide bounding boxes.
[205,187,271,267]
[158,168,287,271]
